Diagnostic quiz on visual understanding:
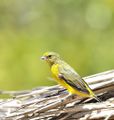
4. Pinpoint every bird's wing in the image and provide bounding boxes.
[58,63,90,94]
